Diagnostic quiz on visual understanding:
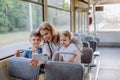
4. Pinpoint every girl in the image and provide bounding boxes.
[59,30,82,63]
